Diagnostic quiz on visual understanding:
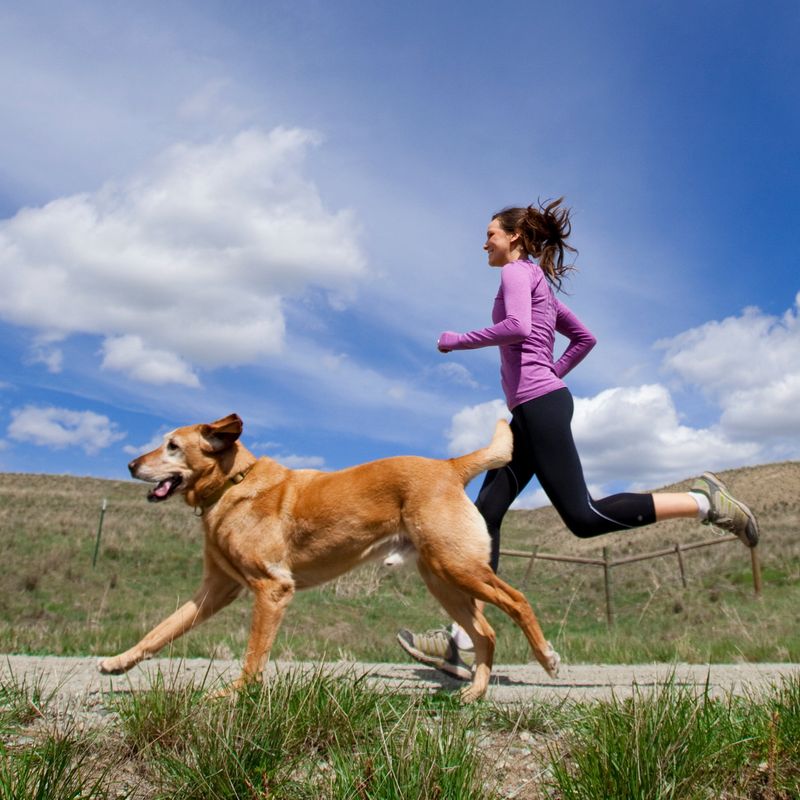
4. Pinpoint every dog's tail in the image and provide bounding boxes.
[449,419,513,485]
